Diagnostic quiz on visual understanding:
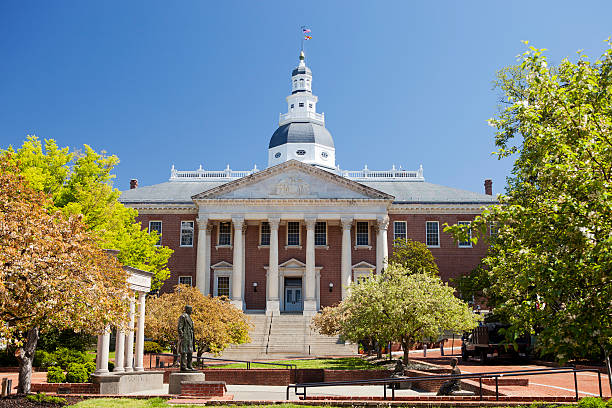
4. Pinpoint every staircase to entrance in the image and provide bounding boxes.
[218,313,357,360]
